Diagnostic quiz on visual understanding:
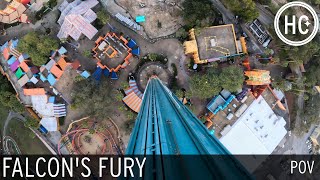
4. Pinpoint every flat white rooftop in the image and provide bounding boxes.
[220,95,287,154]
